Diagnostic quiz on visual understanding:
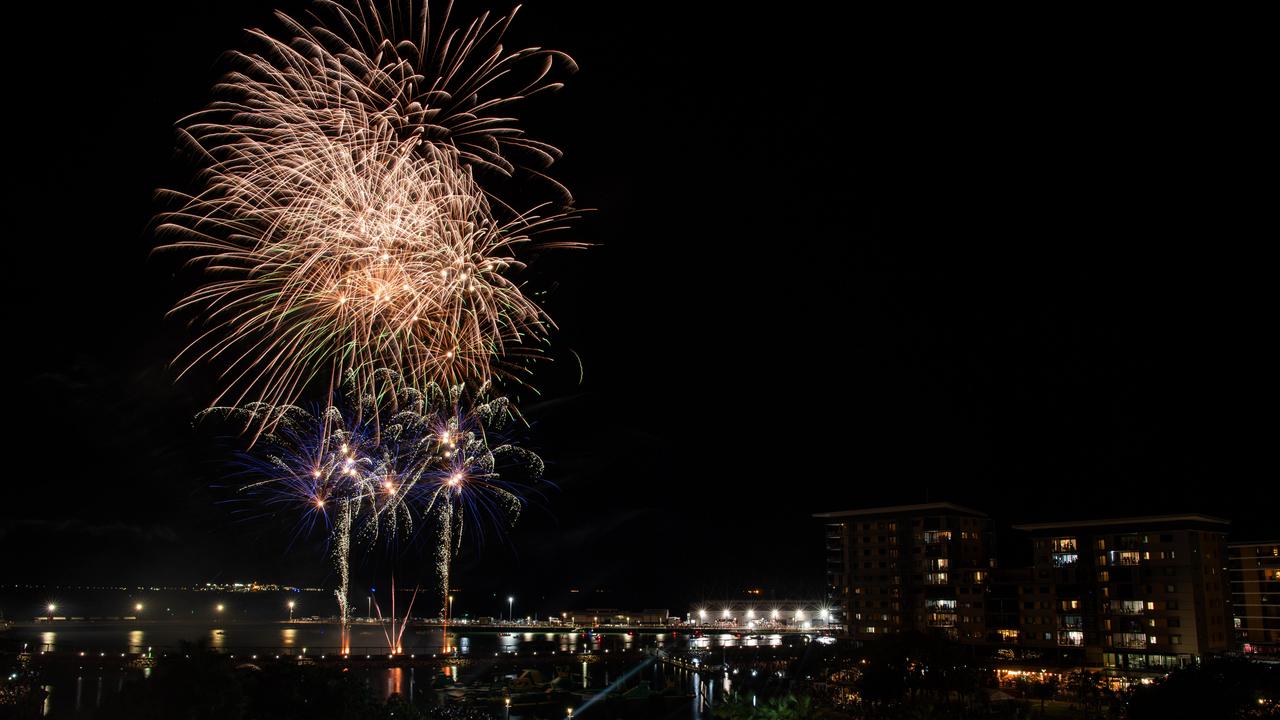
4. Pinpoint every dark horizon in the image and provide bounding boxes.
[3,1,1274,616]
